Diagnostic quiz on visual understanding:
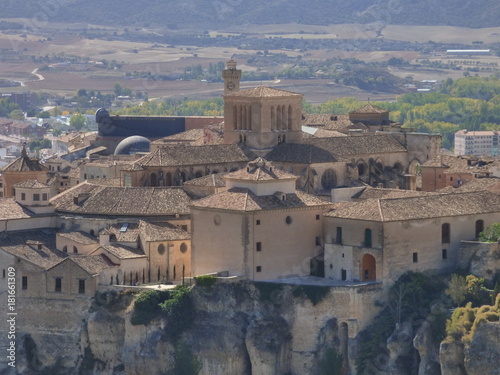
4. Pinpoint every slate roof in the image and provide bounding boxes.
[139,221,191,242]
[50,182,192,216]
[133,144,256,167]
[191,187,331,212]
[0,229,66,270]
[225,158,298,181]
[0,198,35,219]
[325,191,500,222]
[13,180,49,188]
[183,173,226,187]
[226,86,302,98]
